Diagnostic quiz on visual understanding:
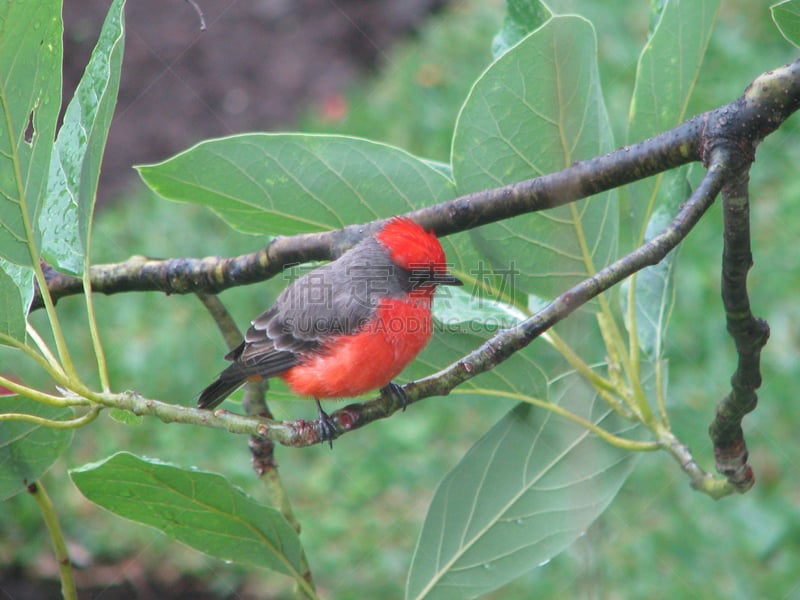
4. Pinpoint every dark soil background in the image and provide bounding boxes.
[63,0,445,204]
[5,1,442,598]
